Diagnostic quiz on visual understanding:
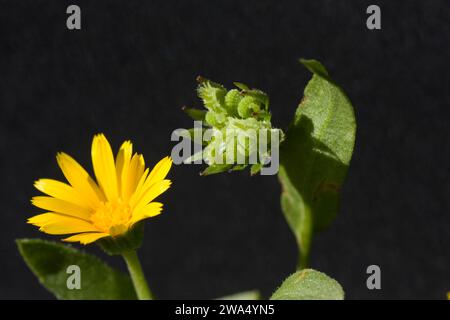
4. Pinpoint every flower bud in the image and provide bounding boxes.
[225,89,242,115]
[205,111,226,128]
[184,78,283,175]
[237,96,260,118]
[197,80,227,112]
